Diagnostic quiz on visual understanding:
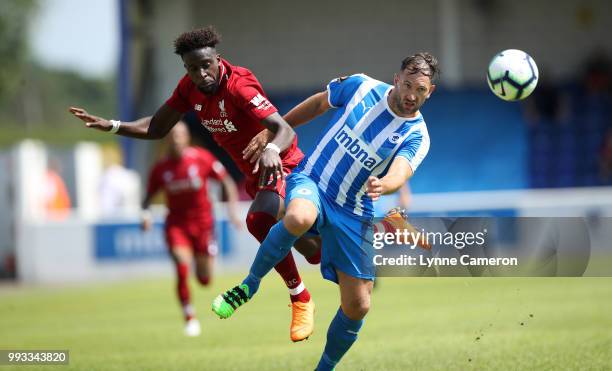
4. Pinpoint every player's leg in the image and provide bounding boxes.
[166,225,195,320]
[194,253,213,286]
[166,224,201,336]
[212,197,318,316]
[245,189,320,341]
[194,253,214,285]
[192,225,217,287]
[316,270,373,371]
[212,173,321,324]
[294,235,322,264]
[246,190,311,303]
[244,197,319,295]
[170,247,195,320]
